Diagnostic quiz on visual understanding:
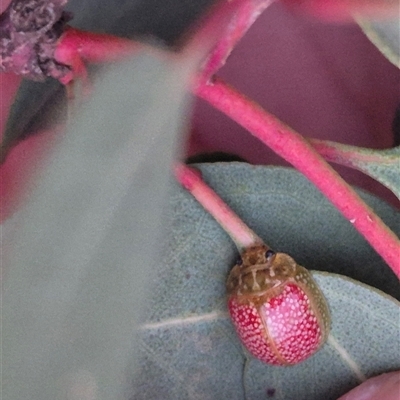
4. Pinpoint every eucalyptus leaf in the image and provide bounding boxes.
[129,163,399,399]
[2,53,193,400]
[357,17,400,68]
